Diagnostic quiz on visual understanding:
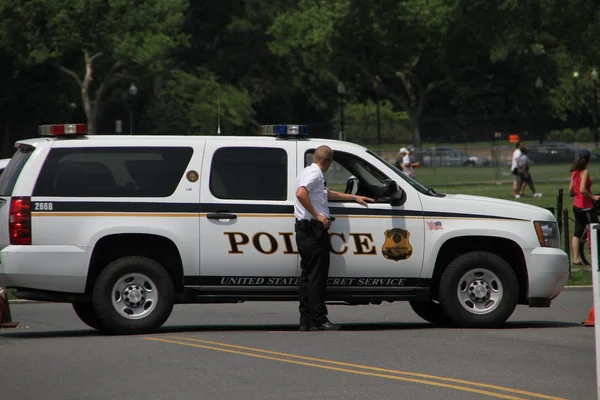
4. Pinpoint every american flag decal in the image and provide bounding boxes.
[426,221,444,230]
